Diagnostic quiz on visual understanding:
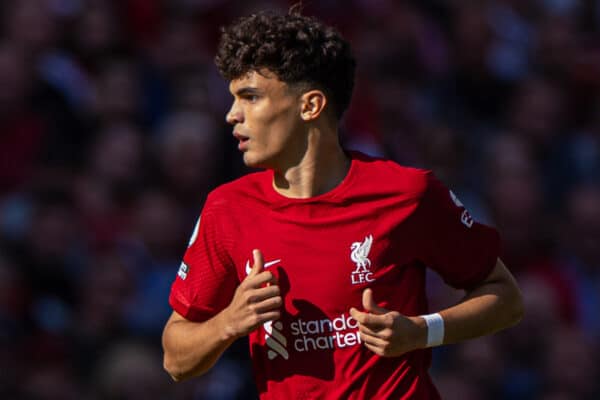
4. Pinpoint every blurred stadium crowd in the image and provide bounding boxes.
[0,0,598,399]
